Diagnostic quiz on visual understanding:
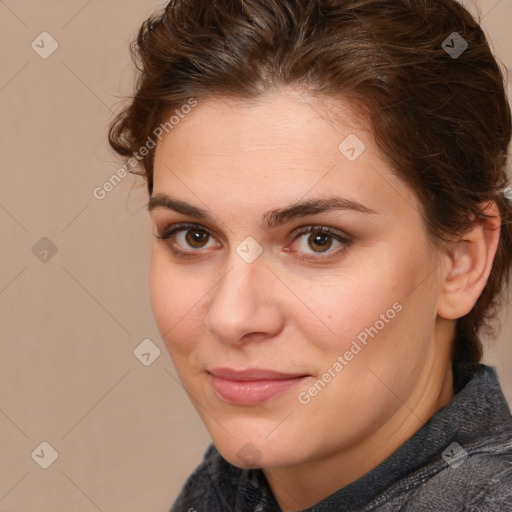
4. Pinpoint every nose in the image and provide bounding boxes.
[203,250,284,346]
